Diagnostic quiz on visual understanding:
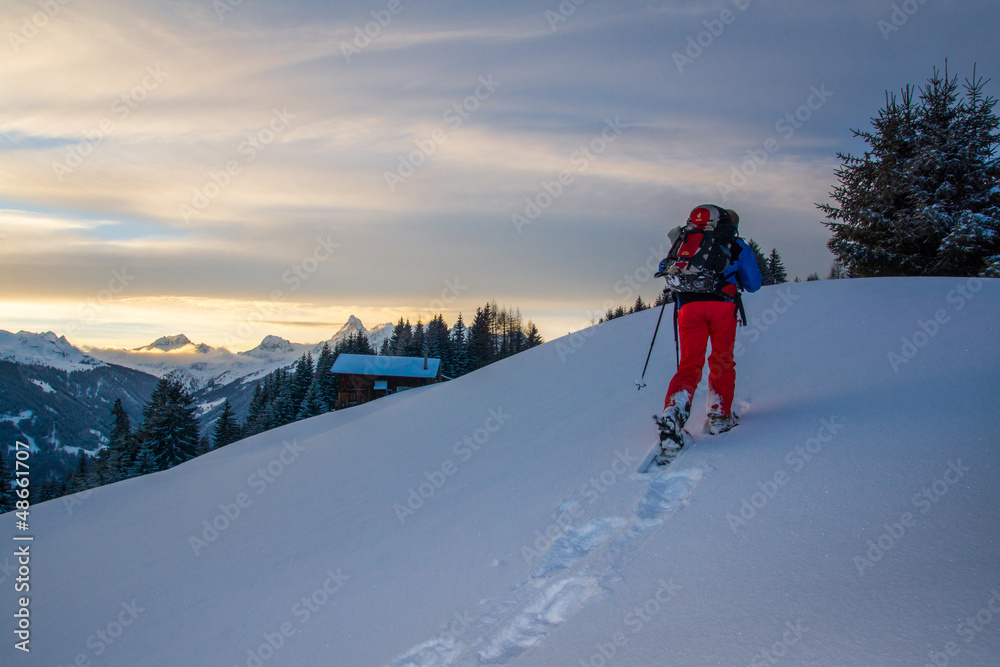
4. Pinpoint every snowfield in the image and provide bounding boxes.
[2,278,998,666]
